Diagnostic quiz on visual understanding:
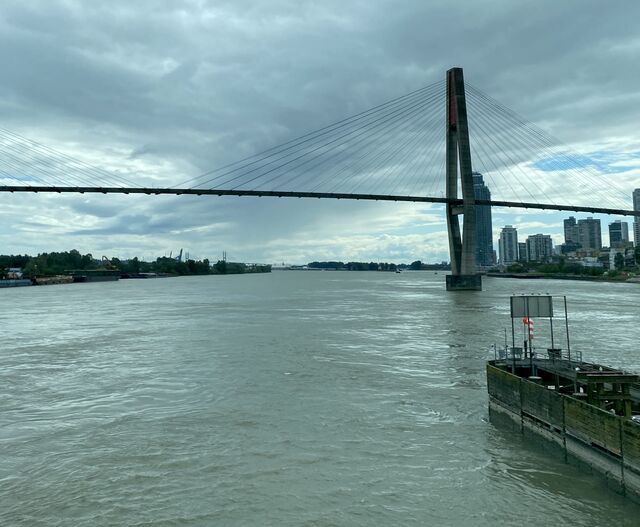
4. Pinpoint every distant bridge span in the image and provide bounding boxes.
[1,185,639,218]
